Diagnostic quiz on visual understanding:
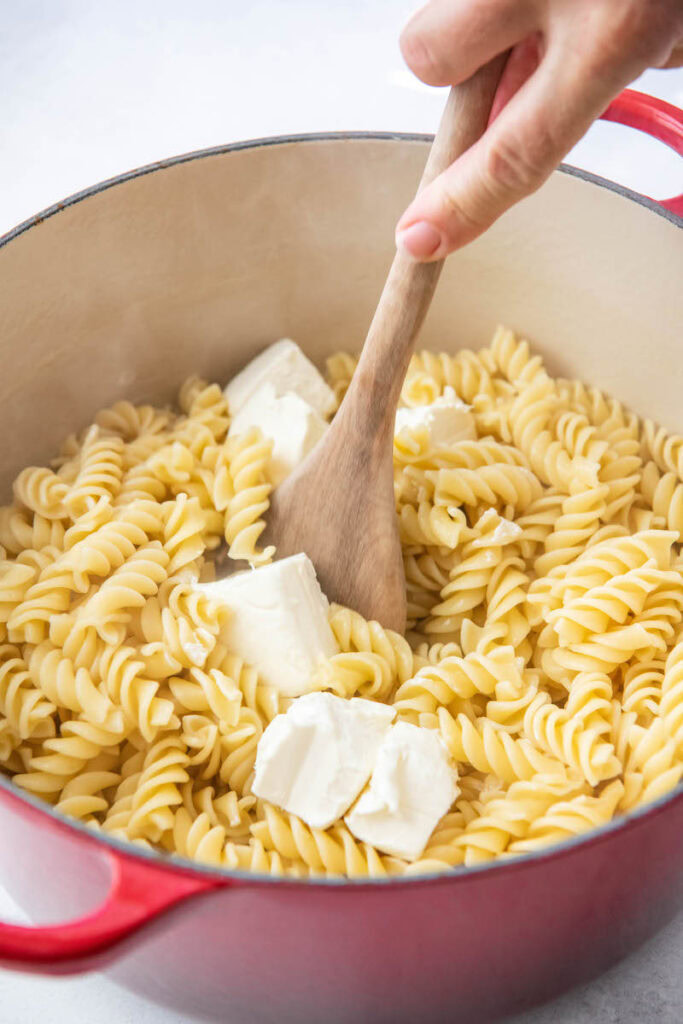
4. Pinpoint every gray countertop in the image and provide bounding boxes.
[1,2,681,1021]
[509,913,683,1024]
